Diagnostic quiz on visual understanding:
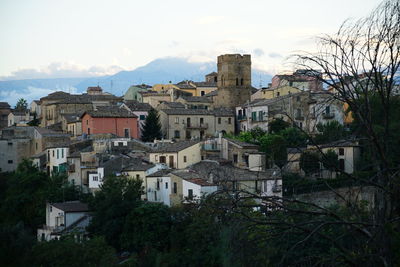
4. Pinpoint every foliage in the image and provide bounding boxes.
[27,112,40,126]
[31,237,117,267]
[259,134,287,168]
[15,98,28,111]
[269,118,290,134]
[315,120,348,144]
[279,127,308,147]
[141,108,162,142]
[121,202,171,252]
[299,151,320,176]
[321,149,339,172]
[88,175,143,249]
